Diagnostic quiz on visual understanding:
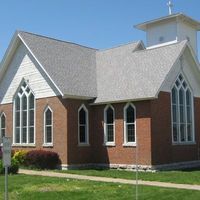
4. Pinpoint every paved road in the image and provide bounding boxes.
[19,169,200,191]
